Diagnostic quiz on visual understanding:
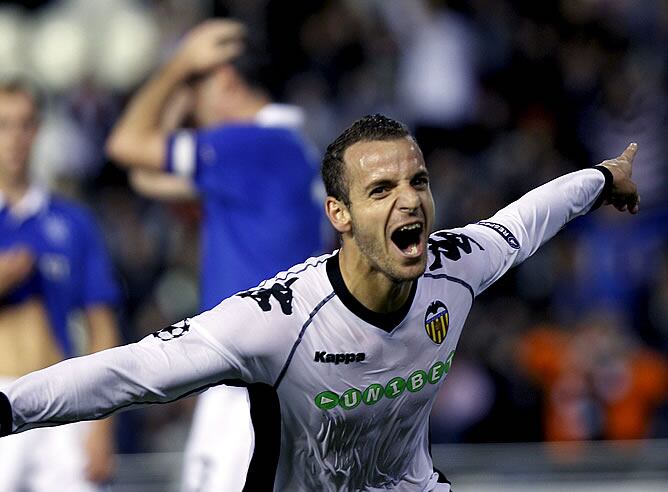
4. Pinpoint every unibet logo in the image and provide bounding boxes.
[314,351,366,364]
[314,390,339,410]
[314,350,455,411]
